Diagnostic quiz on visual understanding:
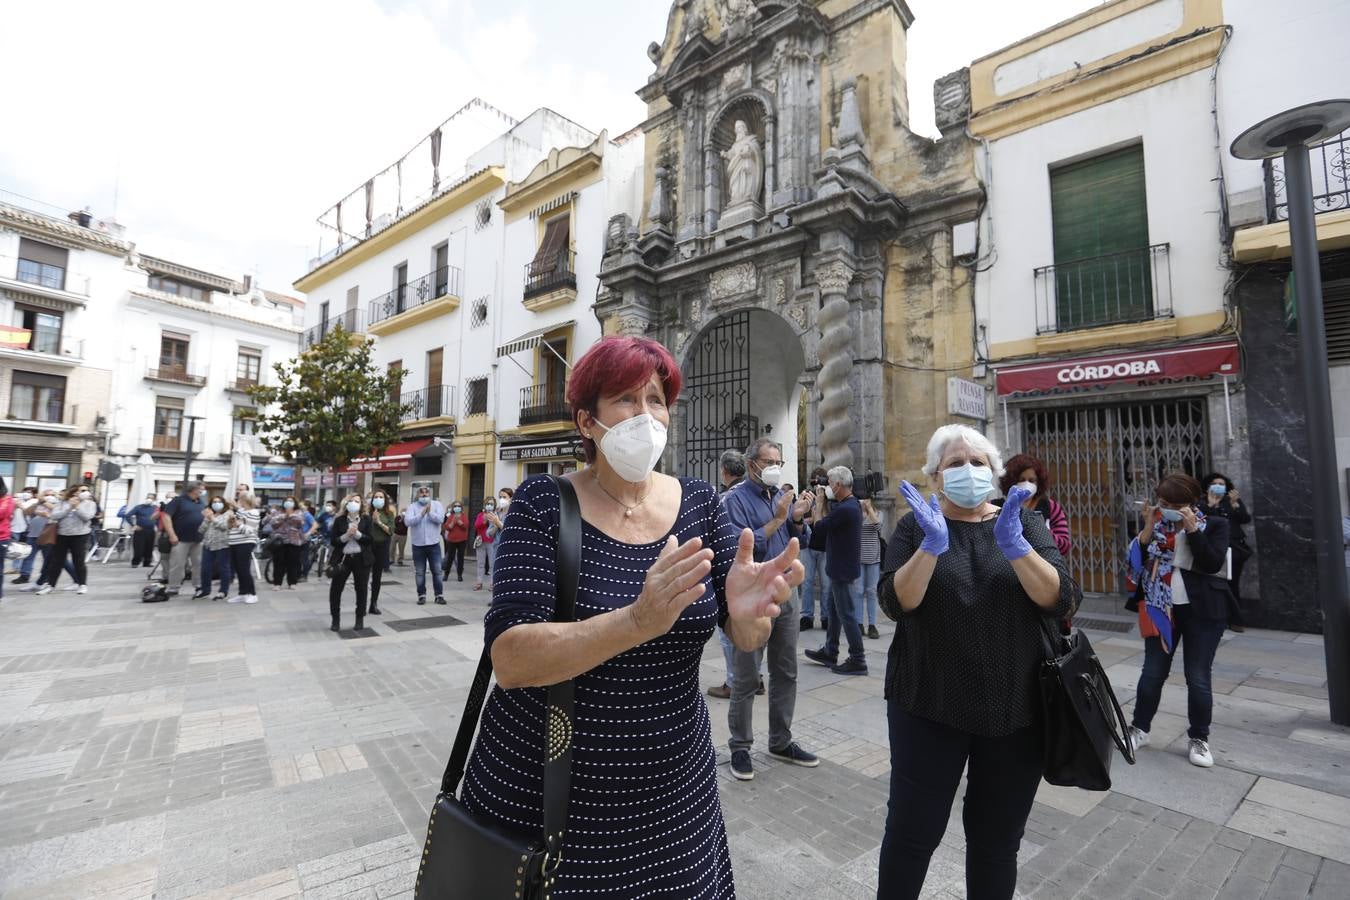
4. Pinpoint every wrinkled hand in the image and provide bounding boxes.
[995,484,1035,560]
[774,490,794,520]
[725,529,802,623]
[1179,505,1199,533]
[628,536,715,643]
[900,481,948,557]
[791,493,814,520]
